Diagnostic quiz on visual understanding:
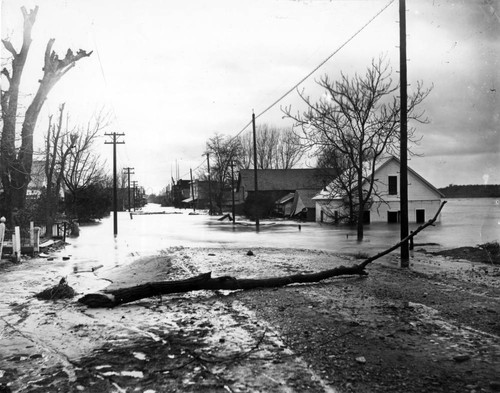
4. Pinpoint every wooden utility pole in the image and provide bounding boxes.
[252,112,259,230]
[206,153,213,215]
[230,160,235,224]
[399,0,410,266]
[123,167,134,212]
[190,168,195,212]
[132,181,138,211]
[104,133,125,236]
